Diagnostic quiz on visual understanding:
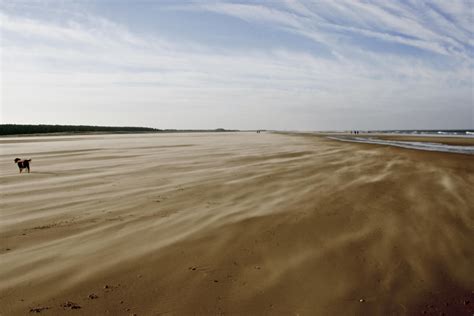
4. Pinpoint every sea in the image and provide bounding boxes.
[371,129,474,136]
[327,129,474,155]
